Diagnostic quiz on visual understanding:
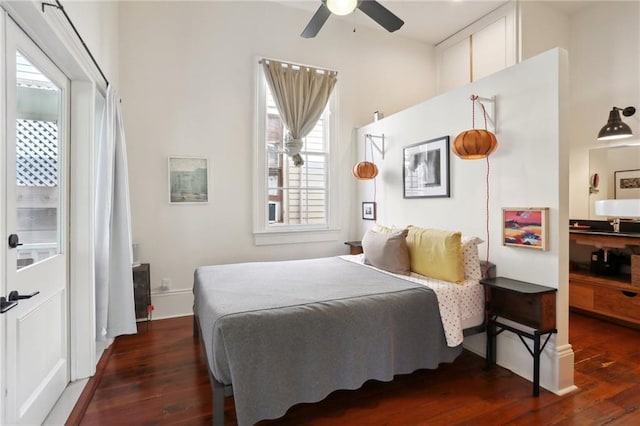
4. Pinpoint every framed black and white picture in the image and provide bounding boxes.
[362,202,376,220]
[614,169,640,199]
[403,136,450,198]
[168,156,209,203]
